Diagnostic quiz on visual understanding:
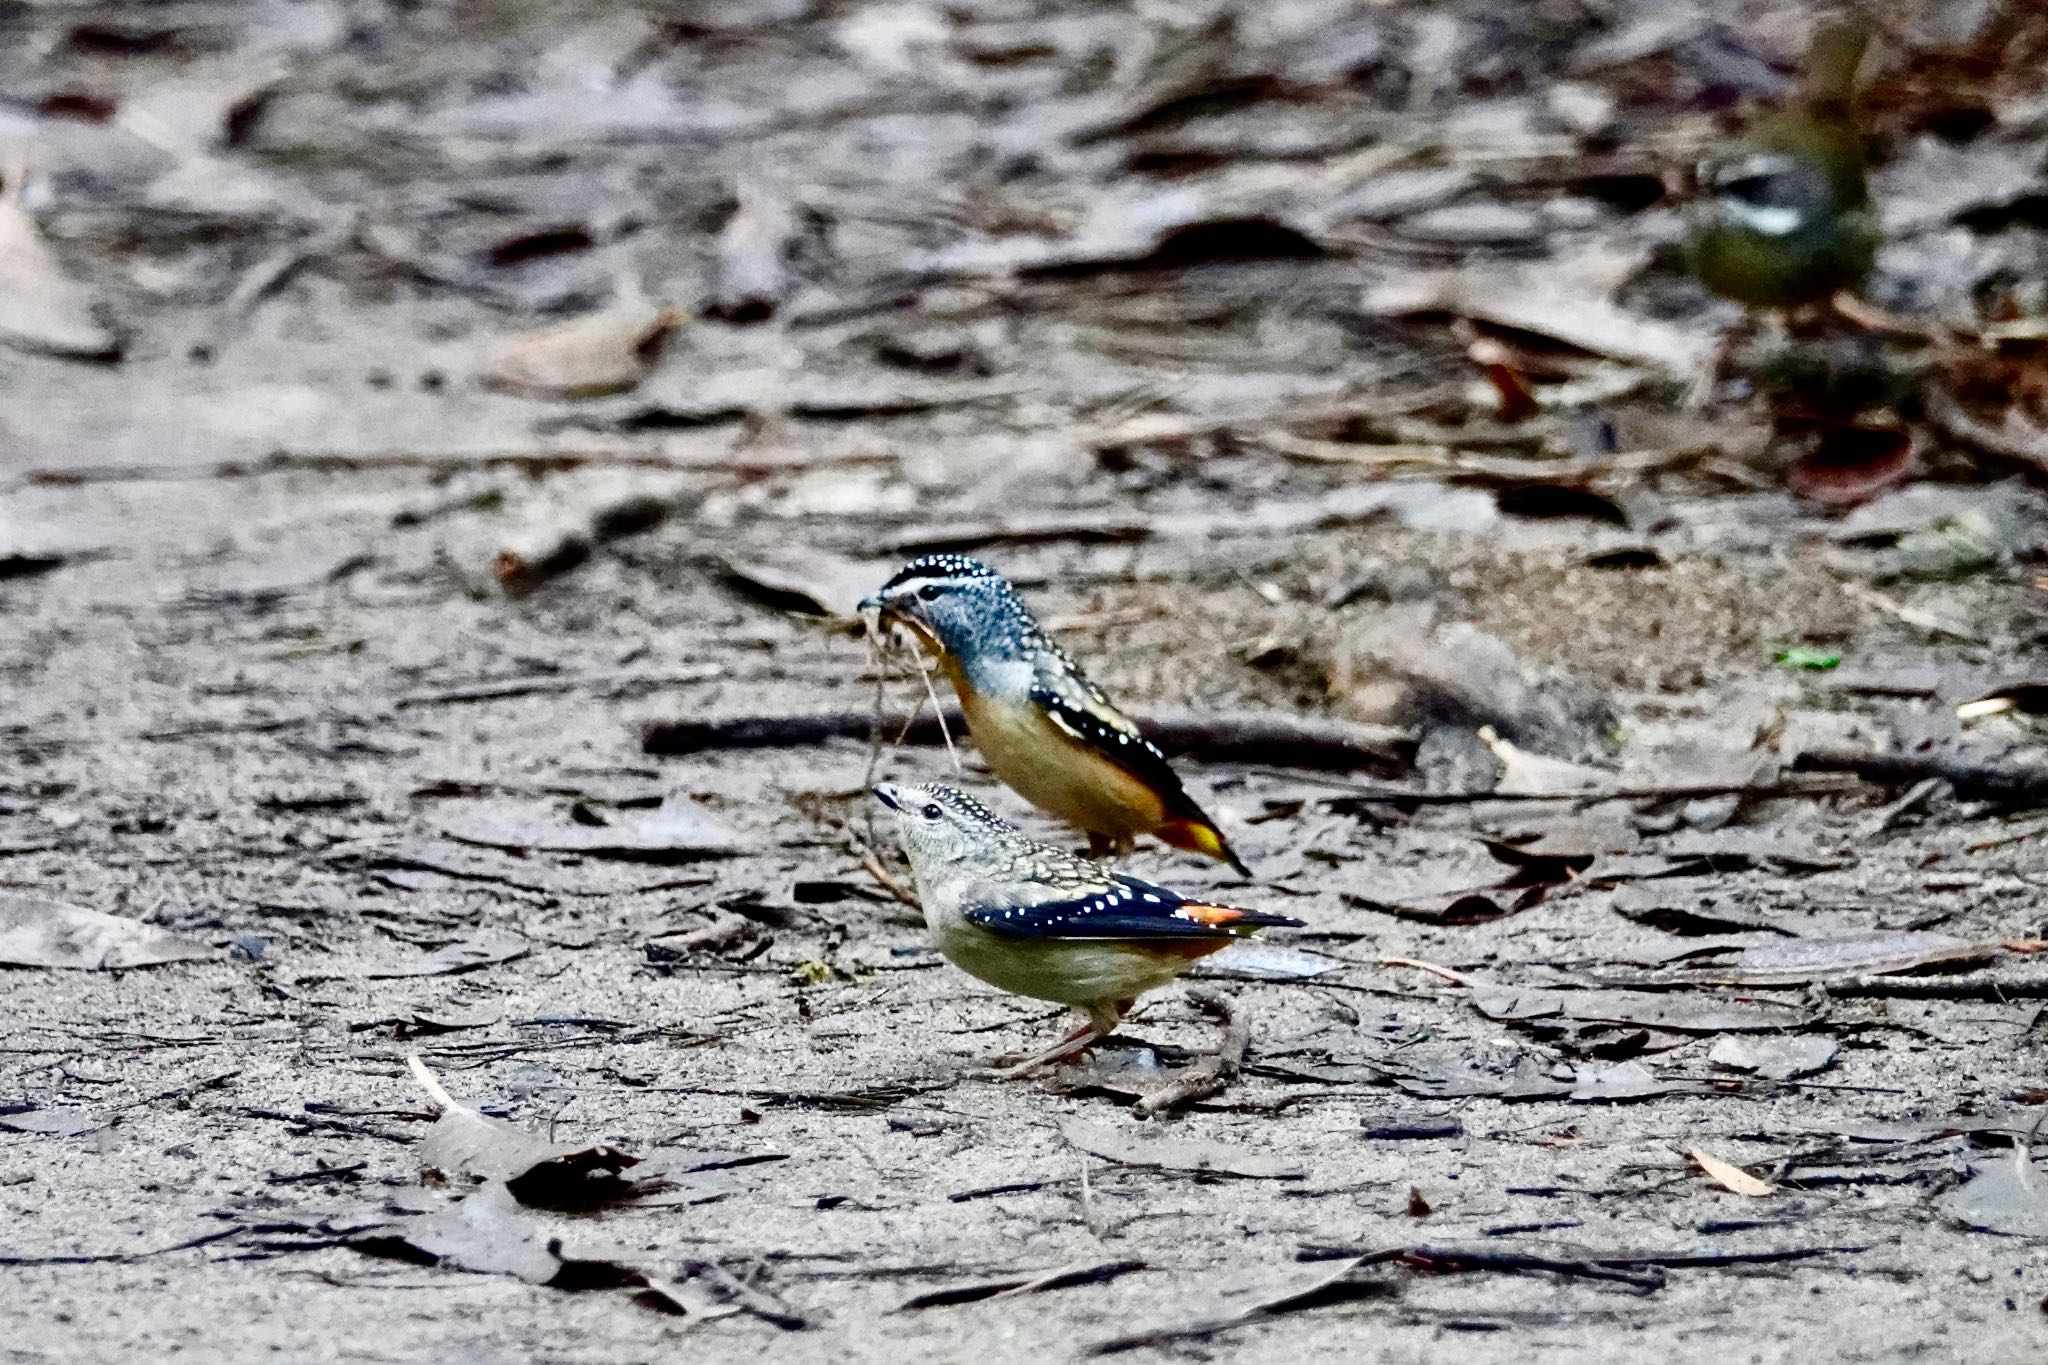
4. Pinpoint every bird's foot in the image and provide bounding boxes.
[1083,833,1135,862]
[984,1023,1101,1079]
